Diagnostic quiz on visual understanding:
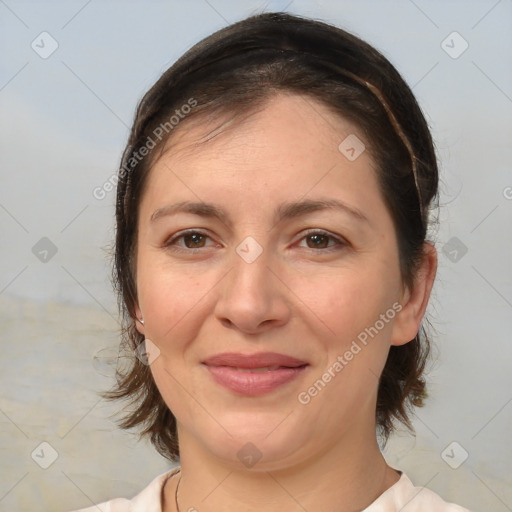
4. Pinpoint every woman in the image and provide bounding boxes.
[73,11,471,512]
